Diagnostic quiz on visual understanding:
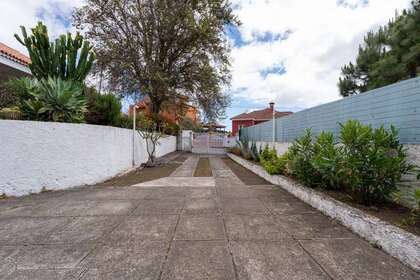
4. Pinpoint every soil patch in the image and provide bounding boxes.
[194,157,213,177]
[96,153,187,186]
[319,189,419,236]
[222,158,270,185]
